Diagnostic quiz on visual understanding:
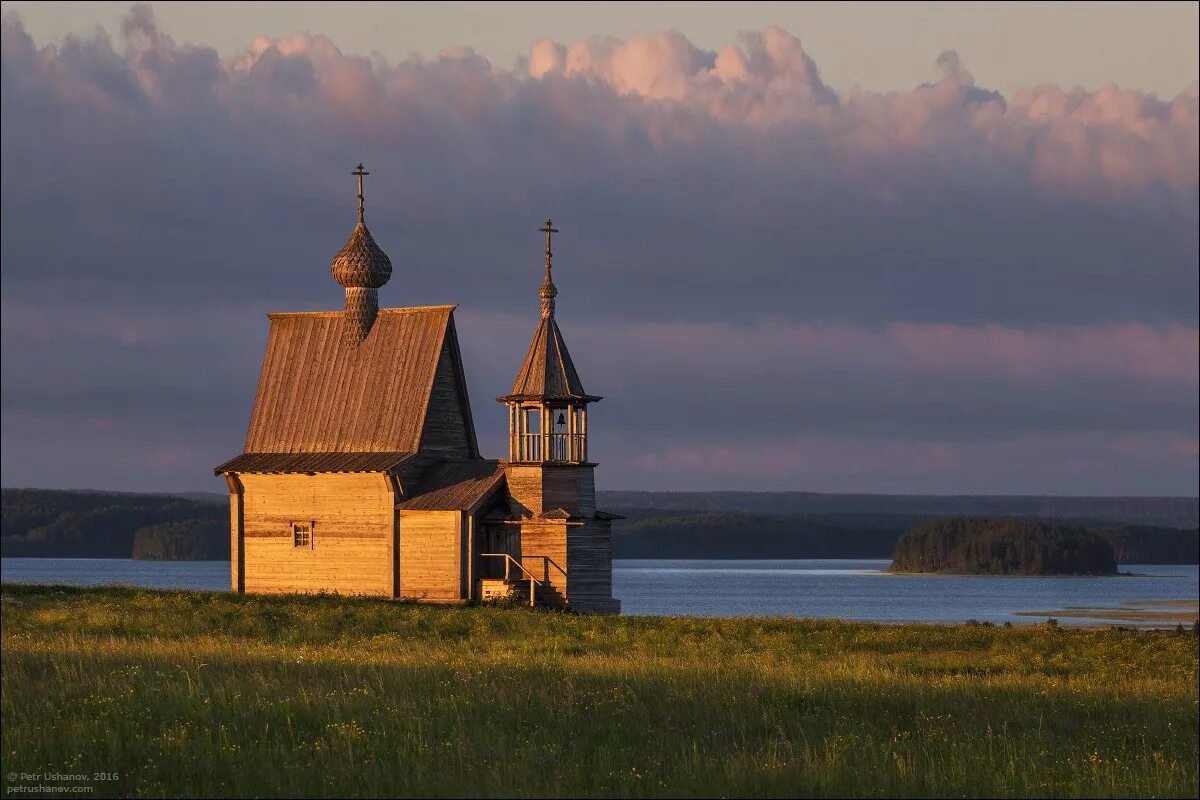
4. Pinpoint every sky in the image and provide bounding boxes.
[0,2,1197,496]
[3,1,1197,97]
